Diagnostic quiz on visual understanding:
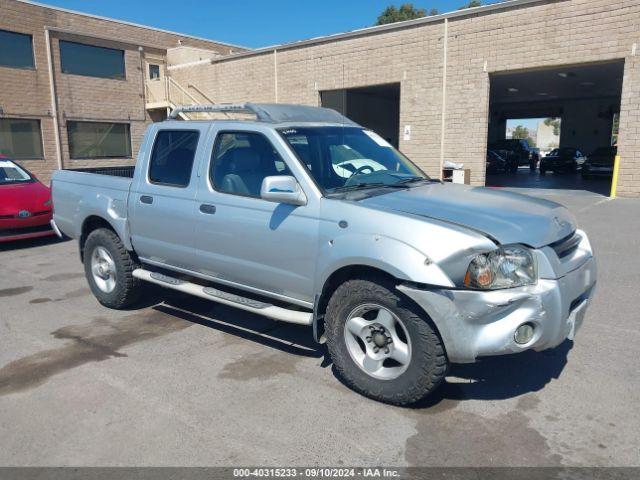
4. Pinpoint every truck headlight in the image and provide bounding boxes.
[464,245,537,289]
